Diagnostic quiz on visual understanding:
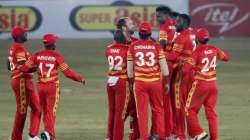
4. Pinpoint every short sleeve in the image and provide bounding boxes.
[158,46,165,59]
[159,29,168,41]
